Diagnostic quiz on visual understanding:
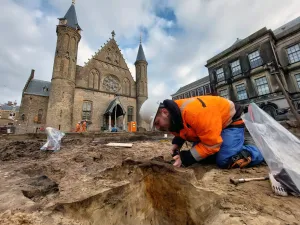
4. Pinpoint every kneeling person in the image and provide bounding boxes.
[139,96,264,168]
